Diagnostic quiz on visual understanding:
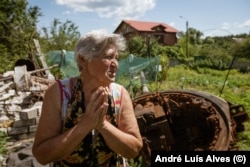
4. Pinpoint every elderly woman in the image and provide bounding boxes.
[32,30,143,166]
